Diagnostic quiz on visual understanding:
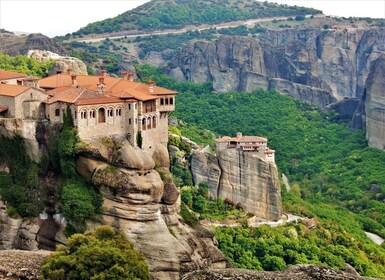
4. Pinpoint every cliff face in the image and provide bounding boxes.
[364,55,385,150]
[191,148,282,221]
[169,28,385,107]
[76,136,227,279]
[0,32,67,56]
